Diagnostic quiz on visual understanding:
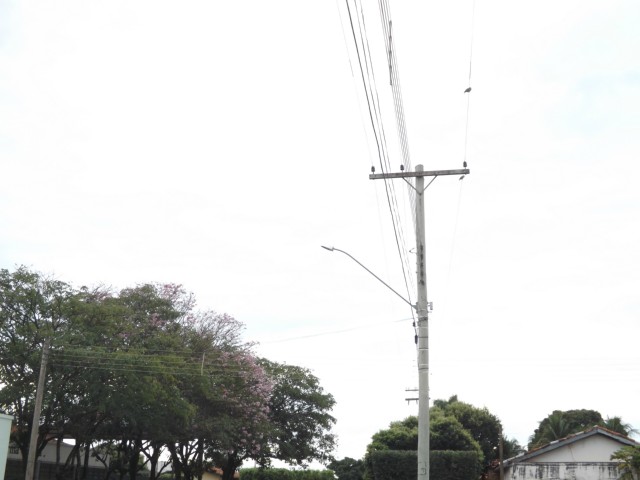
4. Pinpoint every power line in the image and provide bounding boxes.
[47,361,256,378]
[258,316,413,344]
[367,0,417,329]
[463,0,477,166]
[47,353,269,377]
[378,0,415,216]
[358,0,414,281]
[50,343,251,356]
[346,0,415,321]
